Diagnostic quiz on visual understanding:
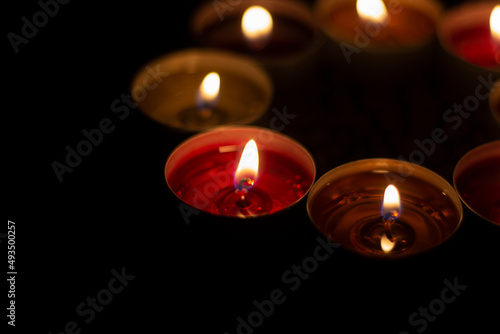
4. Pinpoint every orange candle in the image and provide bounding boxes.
[314,0,441,50]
